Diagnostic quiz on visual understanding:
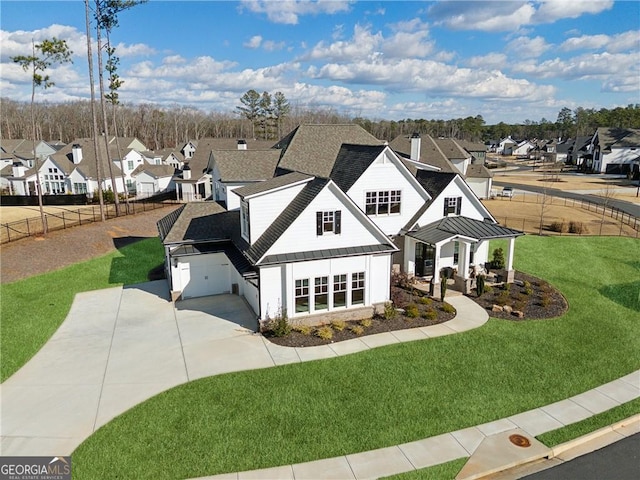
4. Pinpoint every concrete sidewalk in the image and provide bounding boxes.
[197,373,639,480]
[0,283,488,457]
